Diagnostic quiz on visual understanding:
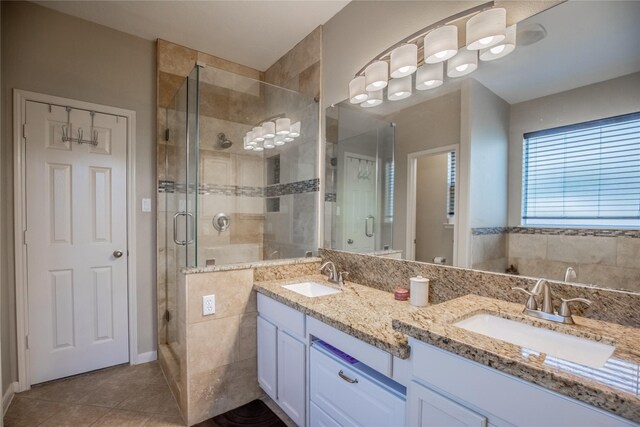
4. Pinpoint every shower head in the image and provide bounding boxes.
[217,133,233,149]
